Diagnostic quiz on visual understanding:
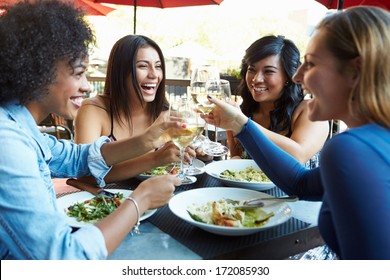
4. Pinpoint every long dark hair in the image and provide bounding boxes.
[104,35,168,127]
[238,35,304,136]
